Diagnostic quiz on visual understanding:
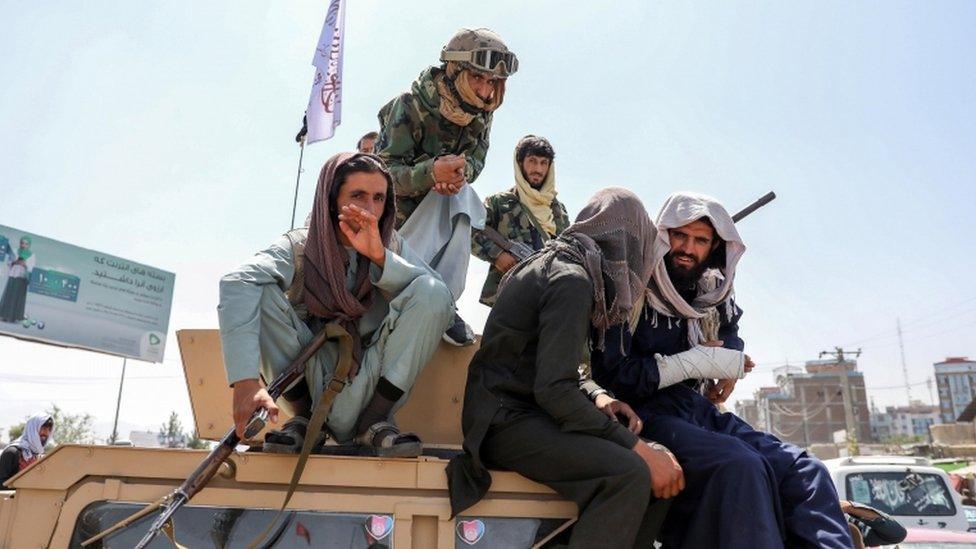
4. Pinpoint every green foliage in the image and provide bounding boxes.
[48,404,96,444]
[159,411,186,448]
[7,423,24,442]
[186,430,209,450]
